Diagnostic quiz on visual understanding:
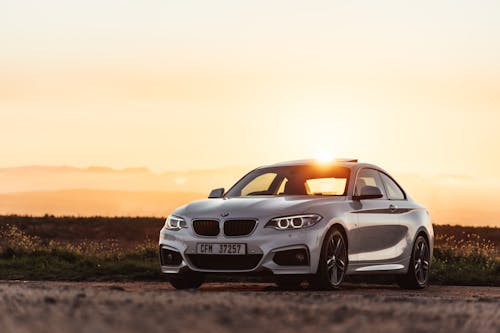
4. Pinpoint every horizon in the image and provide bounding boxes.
[0,164,499,227]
